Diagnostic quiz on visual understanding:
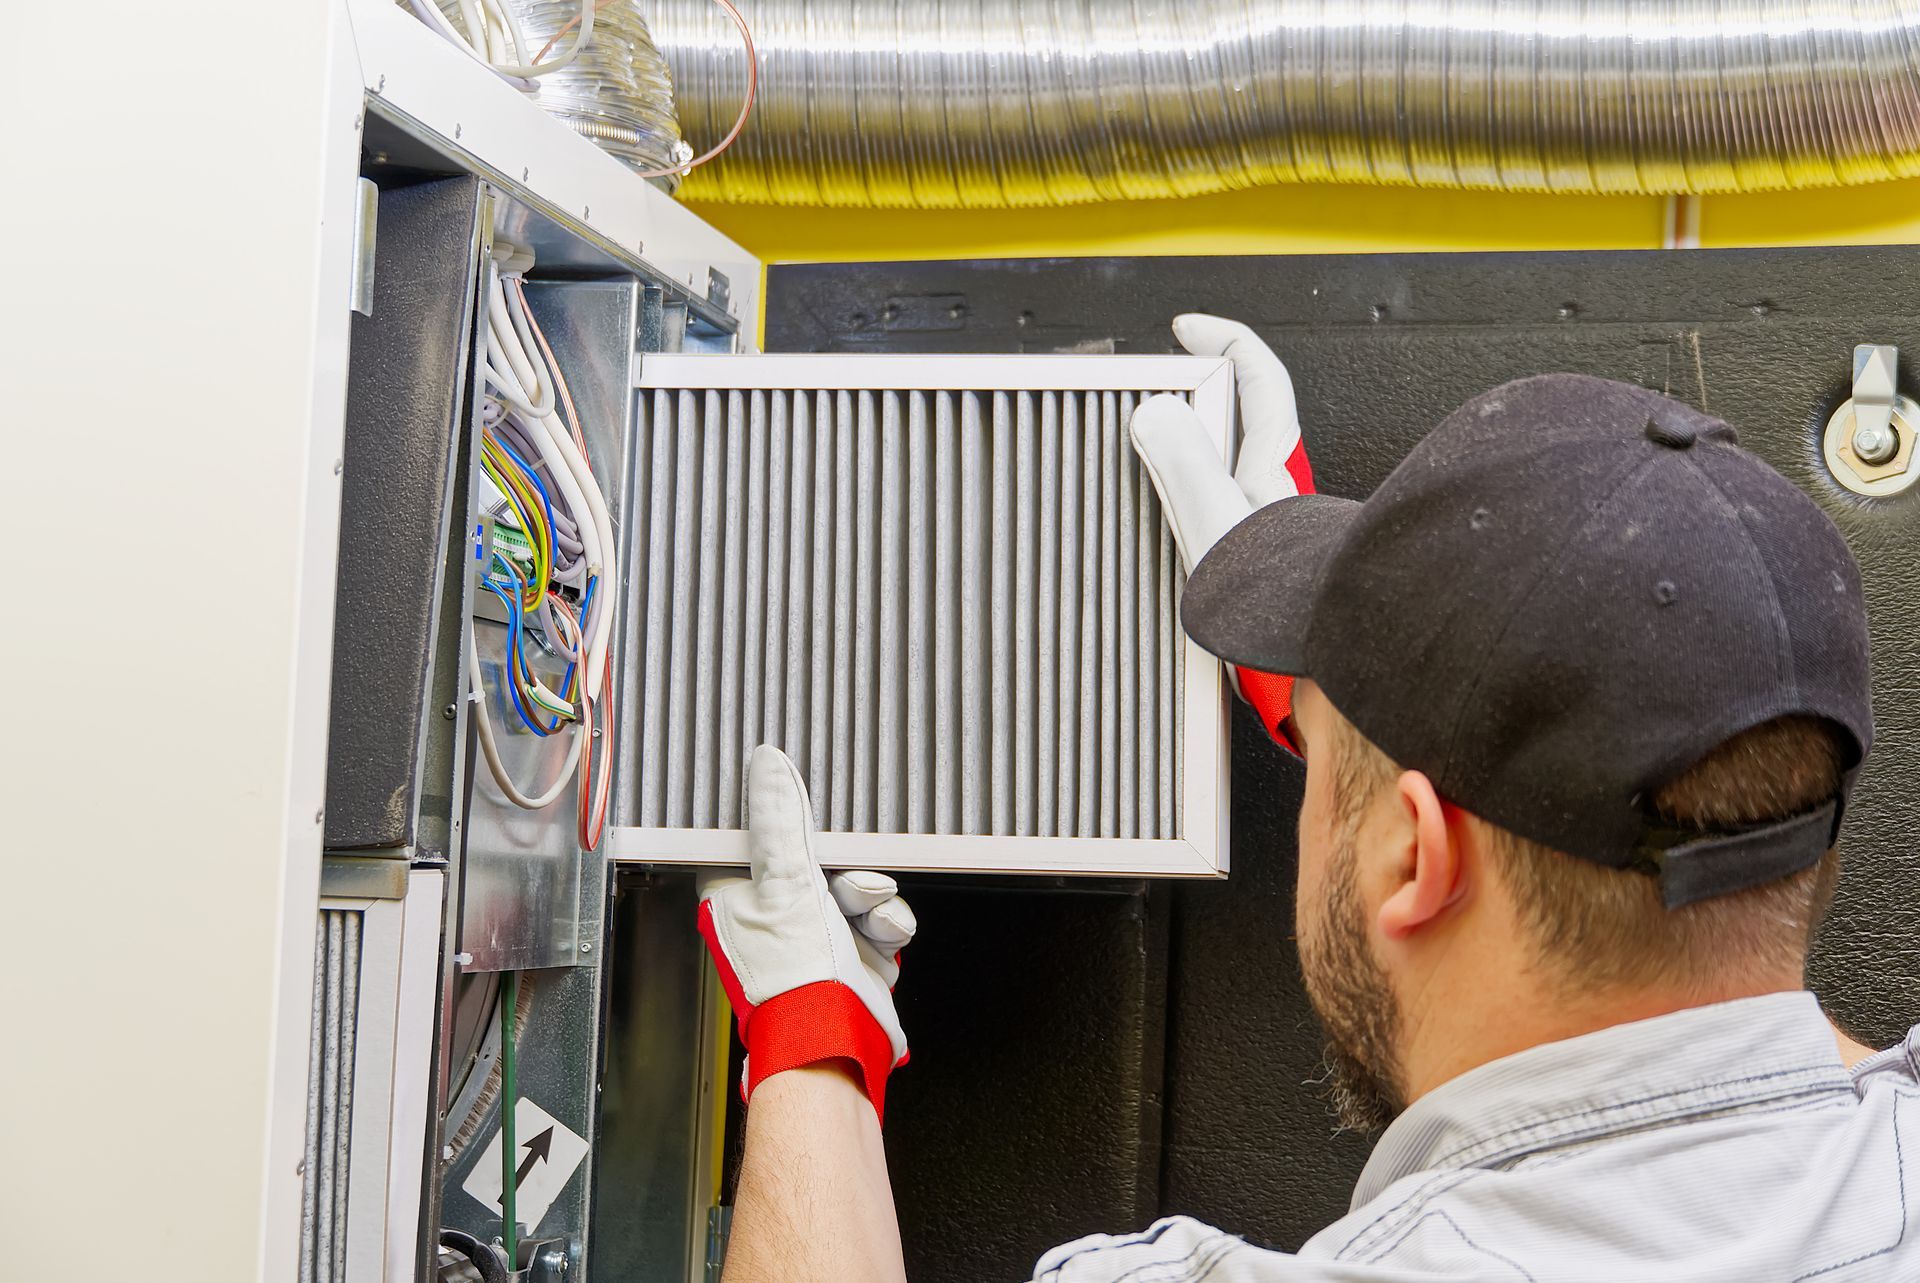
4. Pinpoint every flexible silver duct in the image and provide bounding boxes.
[424,0,689,176]
[653,0,1920,207]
